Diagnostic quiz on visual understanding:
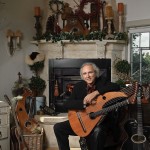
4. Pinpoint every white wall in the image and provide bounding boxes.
[0,0,44,100]
[0,0,150,101]
[122,0,150,22]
